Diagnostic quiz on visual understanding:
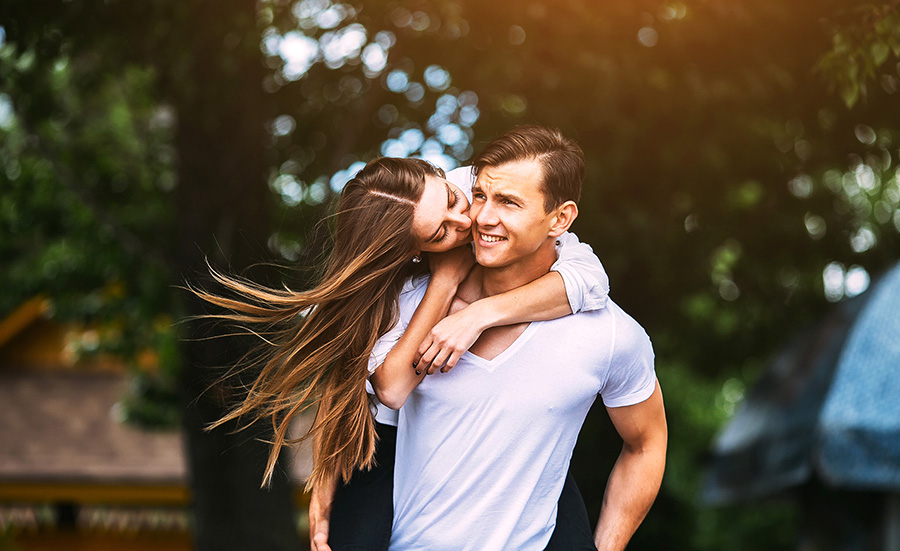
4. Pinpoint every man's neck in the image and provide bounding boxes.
[479,239,557,298]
